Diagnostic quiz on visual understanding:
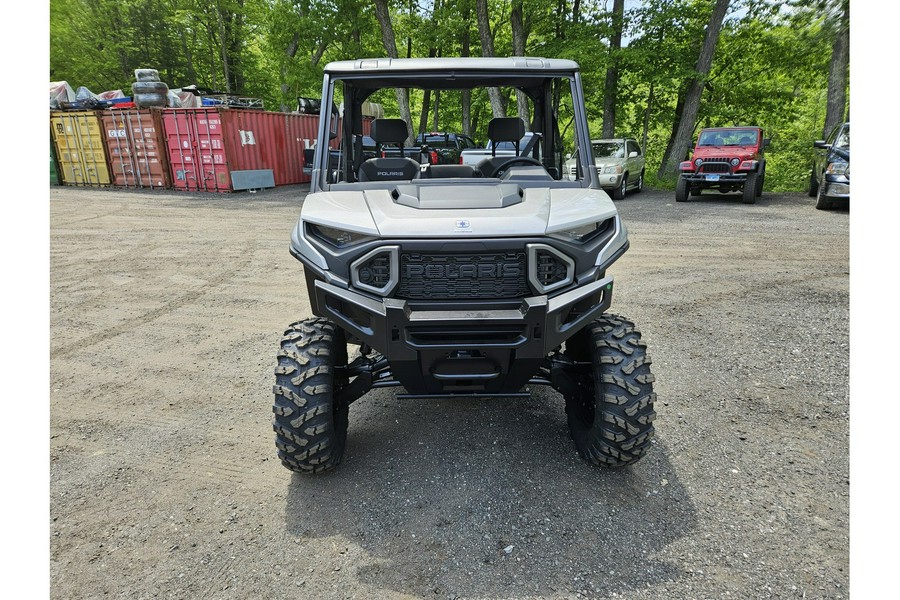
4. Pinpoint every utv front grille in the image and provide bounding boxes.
[535,251,570,287]
[351,246,399,296]
[527,244,575,294]
[396,251,530,300]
